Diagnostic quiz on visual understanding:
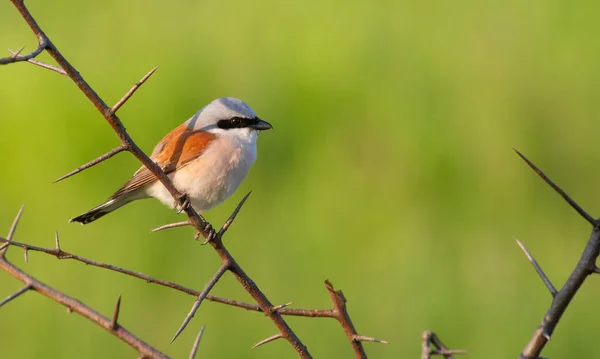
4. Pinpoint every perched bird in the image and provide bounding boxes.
[70,97,272,224]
